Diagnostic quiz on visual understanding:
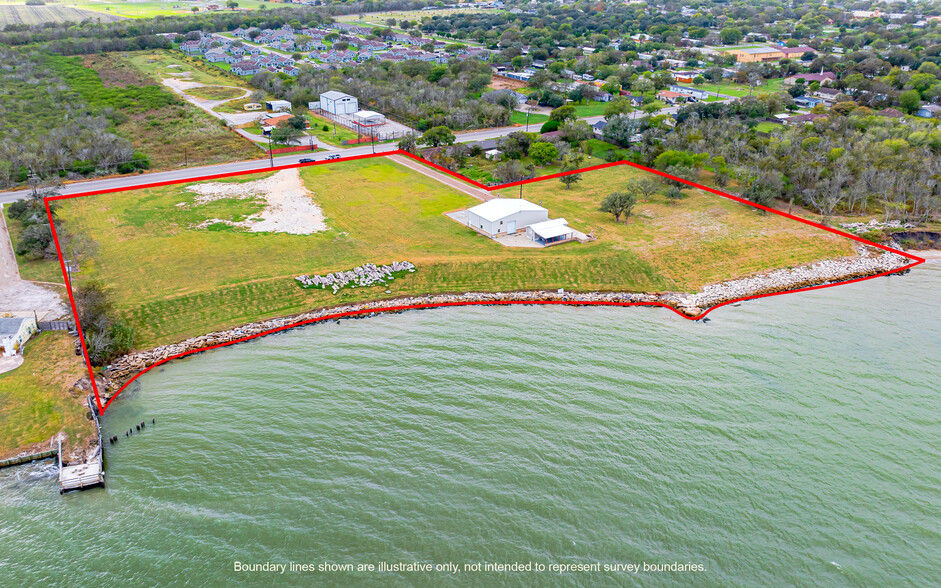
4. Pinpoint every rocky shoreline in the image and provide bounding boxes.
[99,249,913,401]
